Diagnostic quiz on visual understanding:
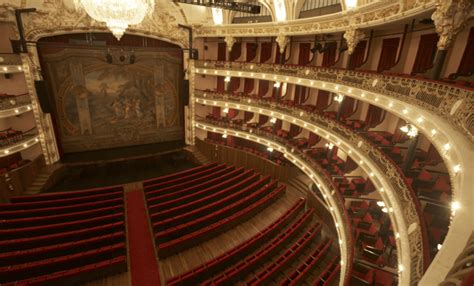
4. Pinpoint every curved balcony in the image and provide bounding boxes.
[193,60,473,142]
[193,89,426,284]
[194,1,435,37]
[0,129,40,158]
[0,93,32,118]
[195,118,354,285]
[189,60,474,285]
